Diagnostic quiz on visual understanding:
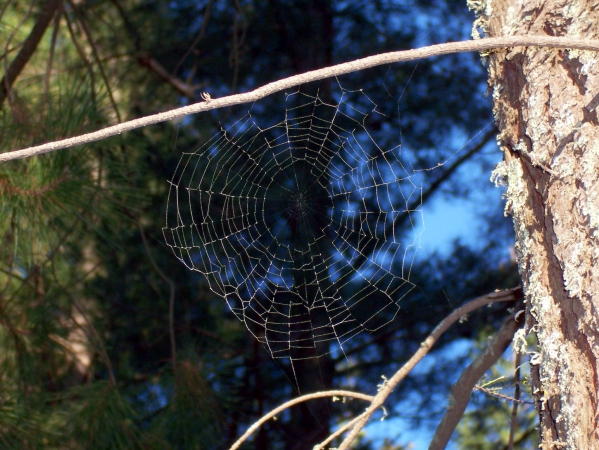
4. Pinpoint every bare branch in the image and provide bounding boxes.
[109,0,199,99]
[332,286,524,450]
[0,0,60,106]
[428,304,525,450]
[315,413,369,450]
[473,384,532,405]
[2,36,599,163]
[508,352,523,450]
[228,390,375,450]
[137,55,199,99]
